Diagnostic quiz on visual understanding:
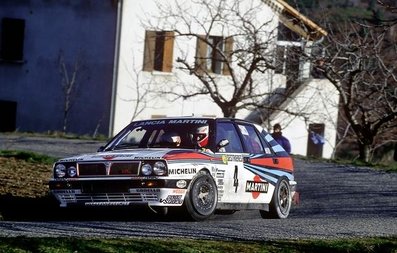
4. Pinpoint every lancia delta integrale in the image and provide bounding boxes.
[49,117,297,221]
